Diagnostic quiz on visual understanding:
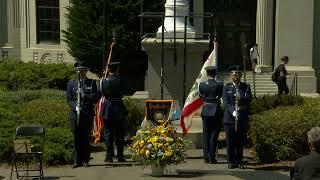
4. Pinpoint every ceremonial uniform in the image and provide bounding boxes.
[223,66,252,169]
[100,62,128,162]
[66,65,100,167]
[199,66,223,163]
